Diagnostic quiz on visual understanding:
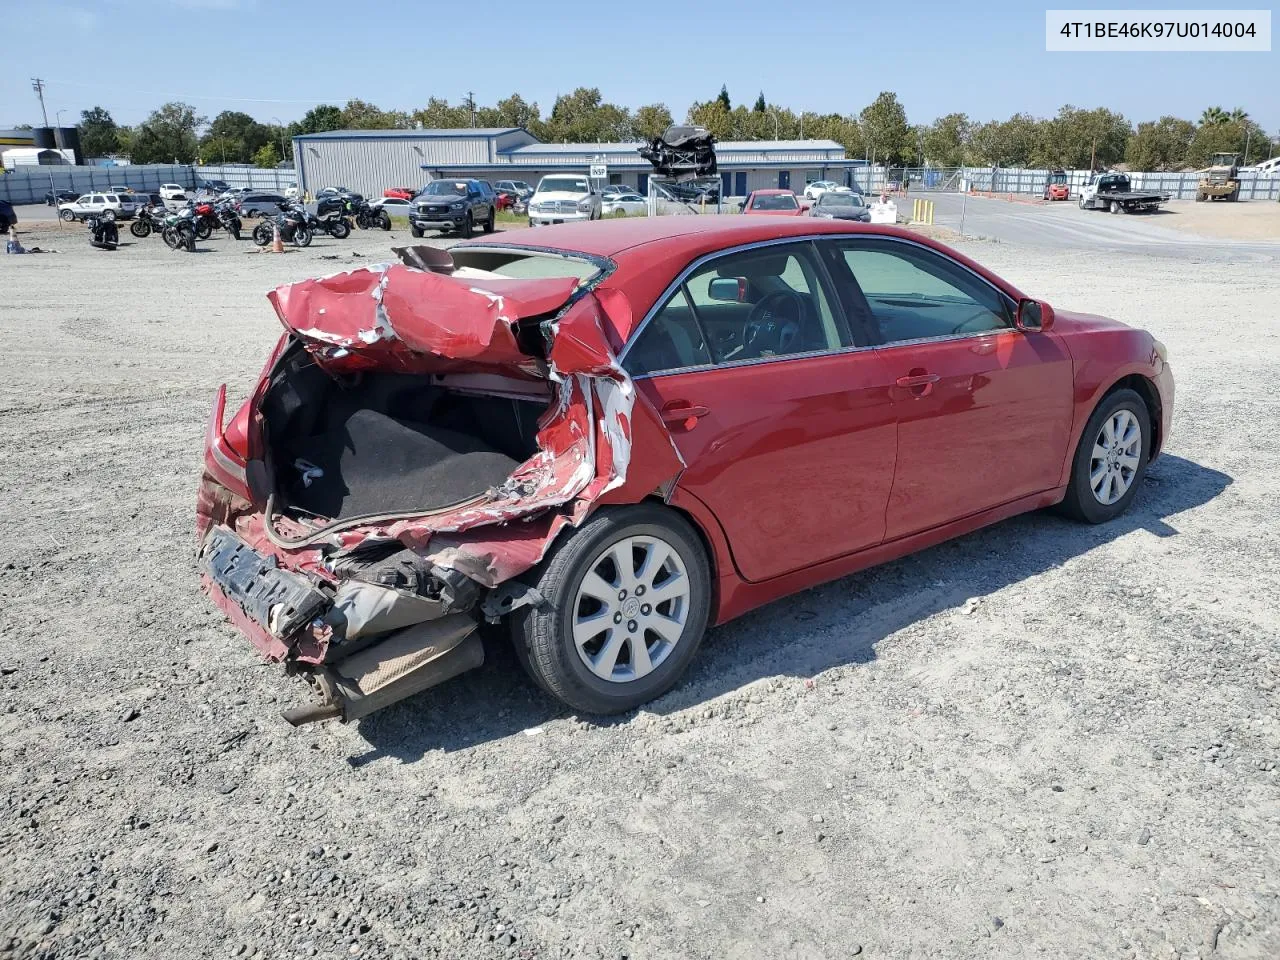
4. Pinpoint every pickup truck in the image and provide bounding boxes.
[1078,172,1168,214]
